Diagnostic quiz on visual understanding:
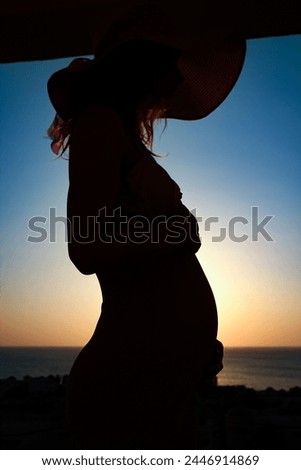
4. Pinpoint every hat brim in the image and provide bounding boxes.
[164,32,246,120]
[48,31,246,122]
